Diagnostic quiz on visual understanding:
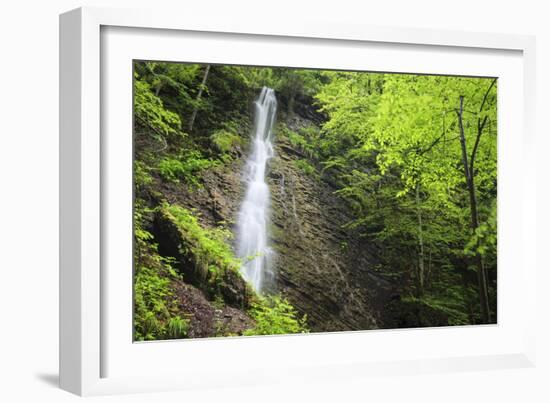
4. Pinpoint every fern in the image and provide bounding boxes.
[244,295,308,336]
